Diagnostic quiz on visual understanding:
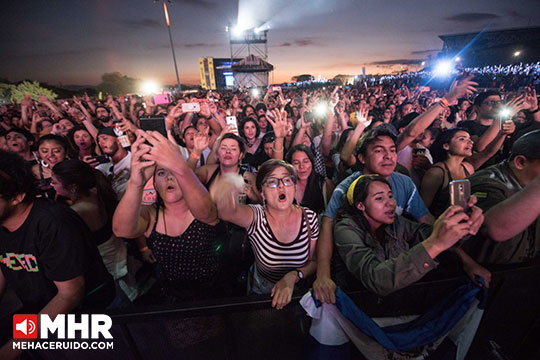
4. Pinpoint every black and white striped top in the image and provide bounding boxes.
[247,204,319,283]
